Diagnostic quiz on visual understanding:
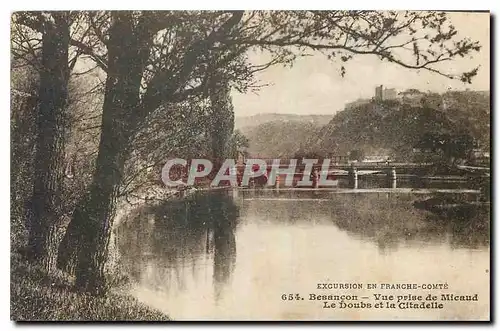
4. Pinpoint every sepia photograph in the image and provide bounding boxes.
[9,9,490,321]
